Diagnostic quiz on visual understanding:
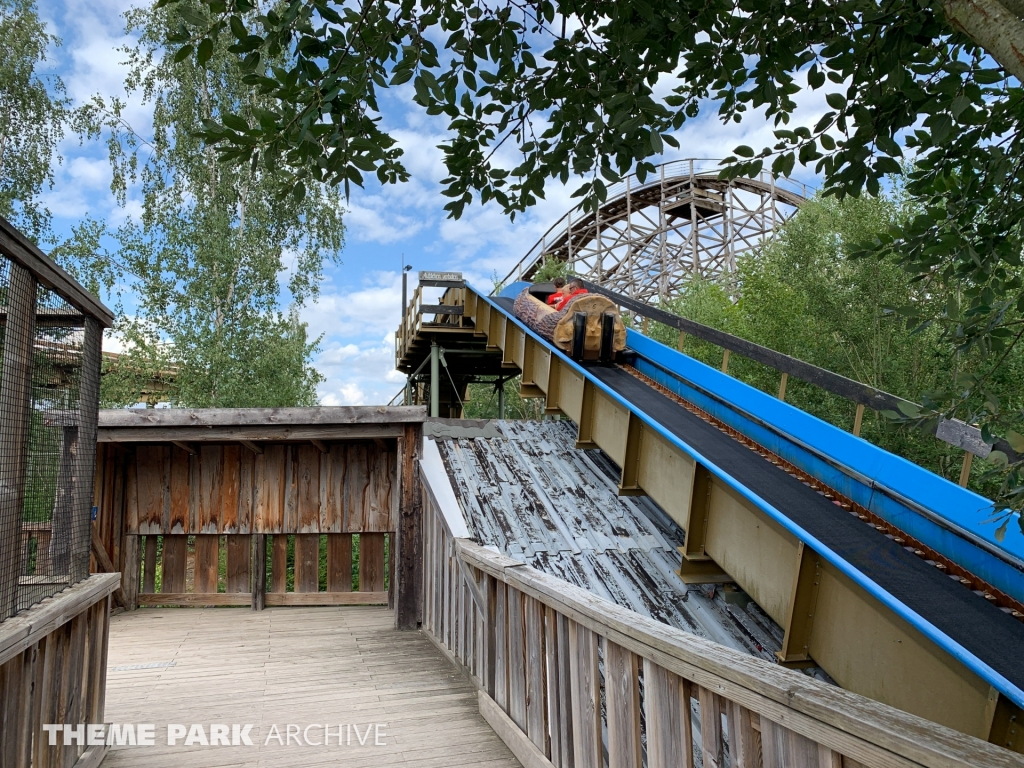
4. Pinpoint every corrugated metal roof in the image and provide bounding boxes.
[433,419,832,678]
